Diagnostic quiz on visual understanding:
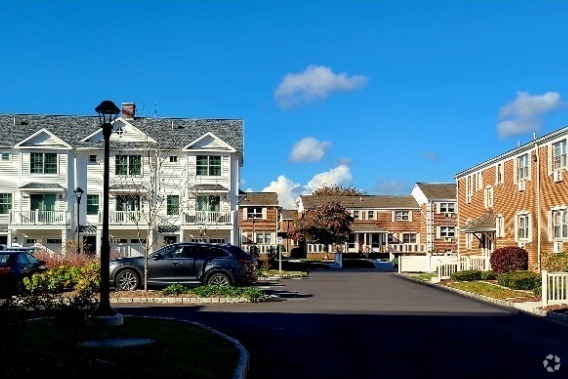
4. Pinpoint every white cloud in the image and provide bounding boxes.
[262,175,304,209]
[421,151,438,161]
[369,177,410,195]
[497,91,561,138]
[305,164,352,193]
[274,65,368,108]
[289,137,331,163]
[260,164,353,209]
